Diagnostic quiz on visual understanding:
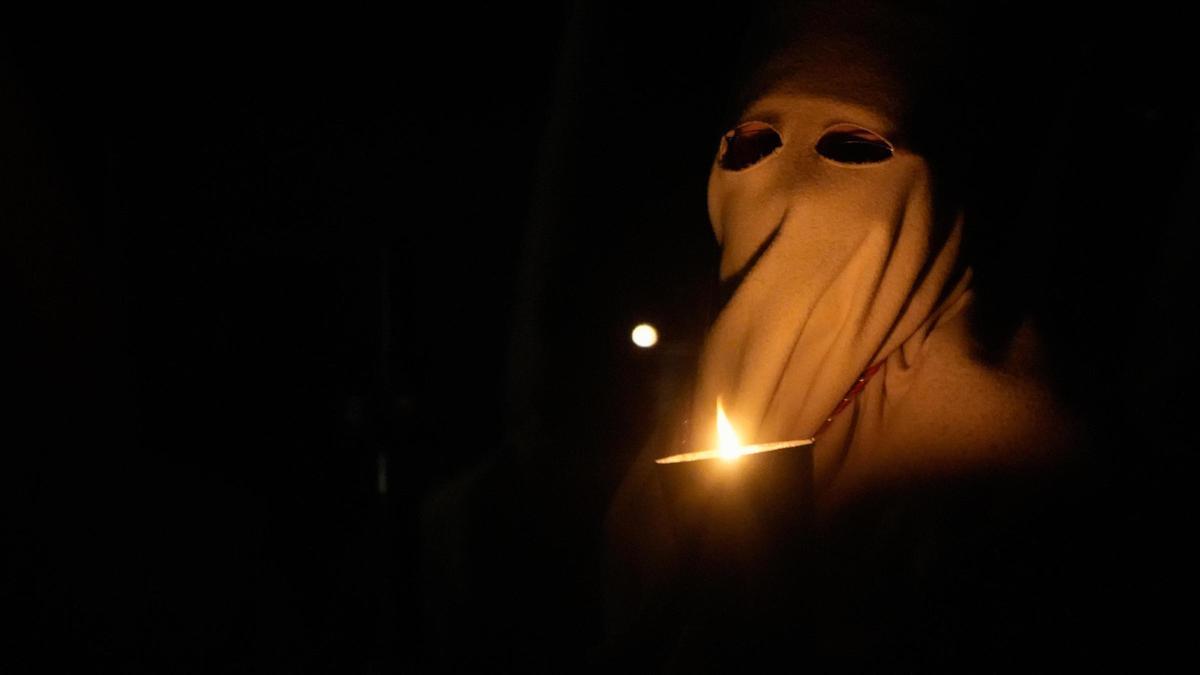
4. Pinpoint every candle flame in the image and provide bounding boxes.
[716,398,744,461]
[654,399,811,465]
[654,396,812,465]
